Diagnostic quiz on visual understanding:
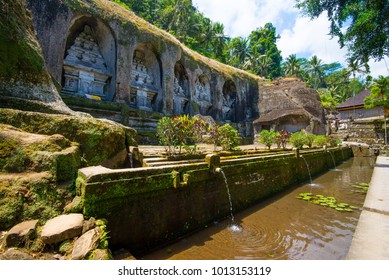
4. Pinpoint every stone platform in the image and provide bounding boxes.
[347,156,389,259]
